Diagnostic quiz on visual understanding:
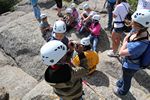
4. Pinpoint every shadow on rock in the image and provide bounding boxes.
[84,70,109,87]
[134,70,150,92]
[116,92,136,100]
[96,29,110,52]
